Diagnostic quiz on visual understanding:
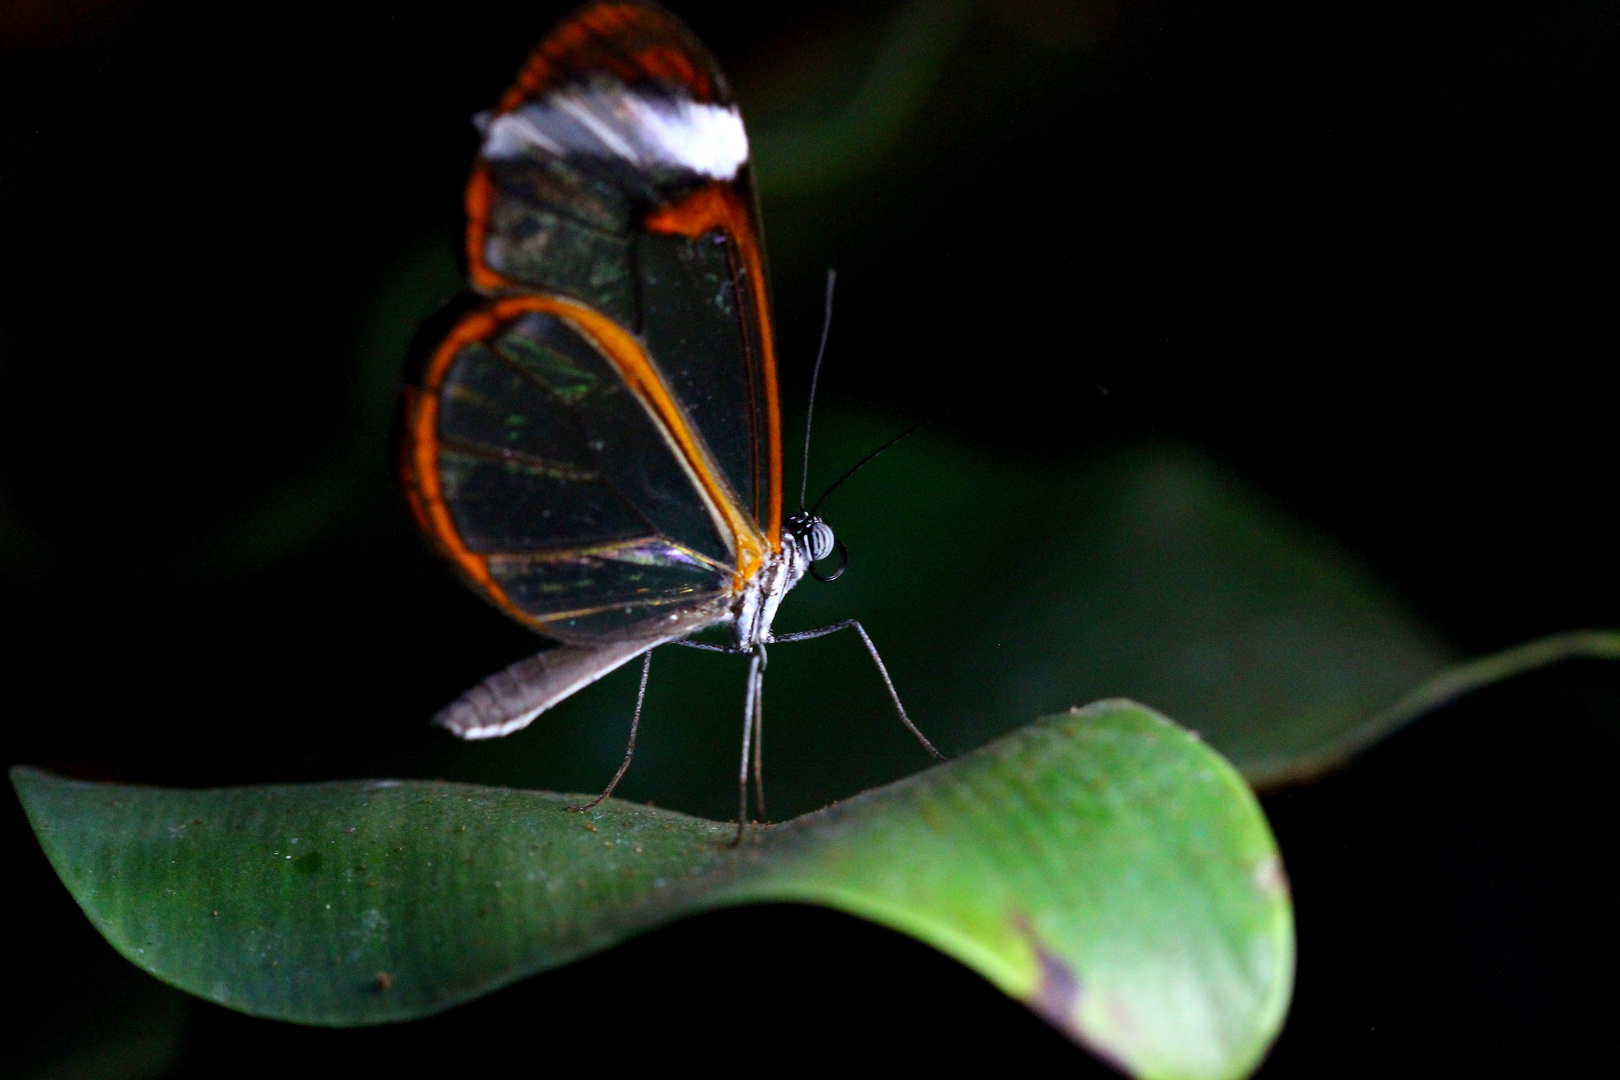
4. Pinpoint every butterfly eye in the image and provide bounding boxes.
[808,521,835,562]
[806,521,846,583]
